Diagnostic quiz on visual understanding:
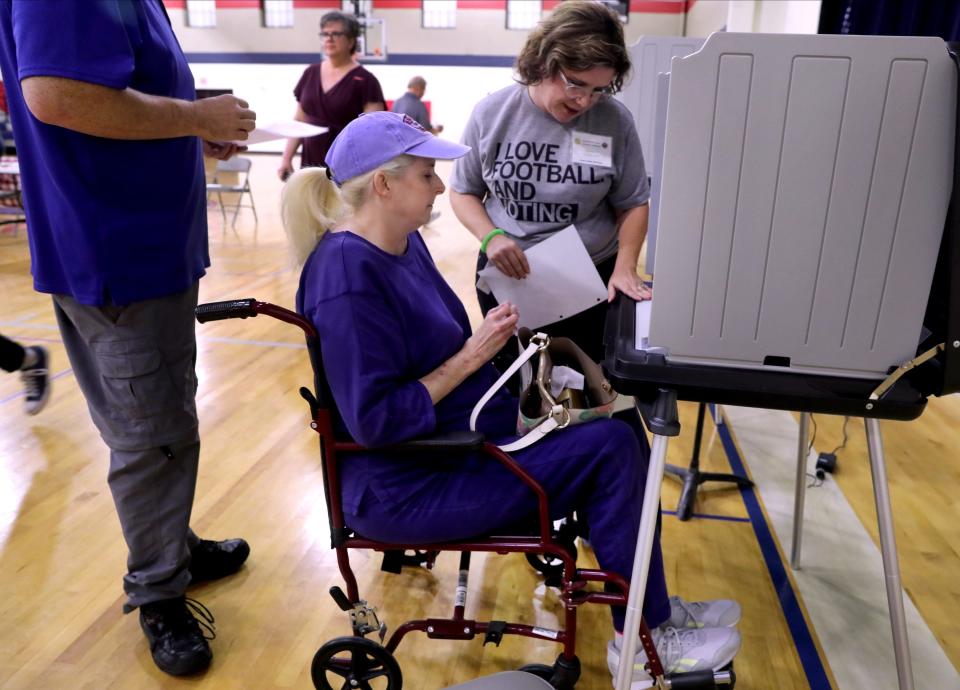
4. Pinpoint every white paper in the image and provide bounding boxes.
[476,225,607,330]
[232,120,328,146]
